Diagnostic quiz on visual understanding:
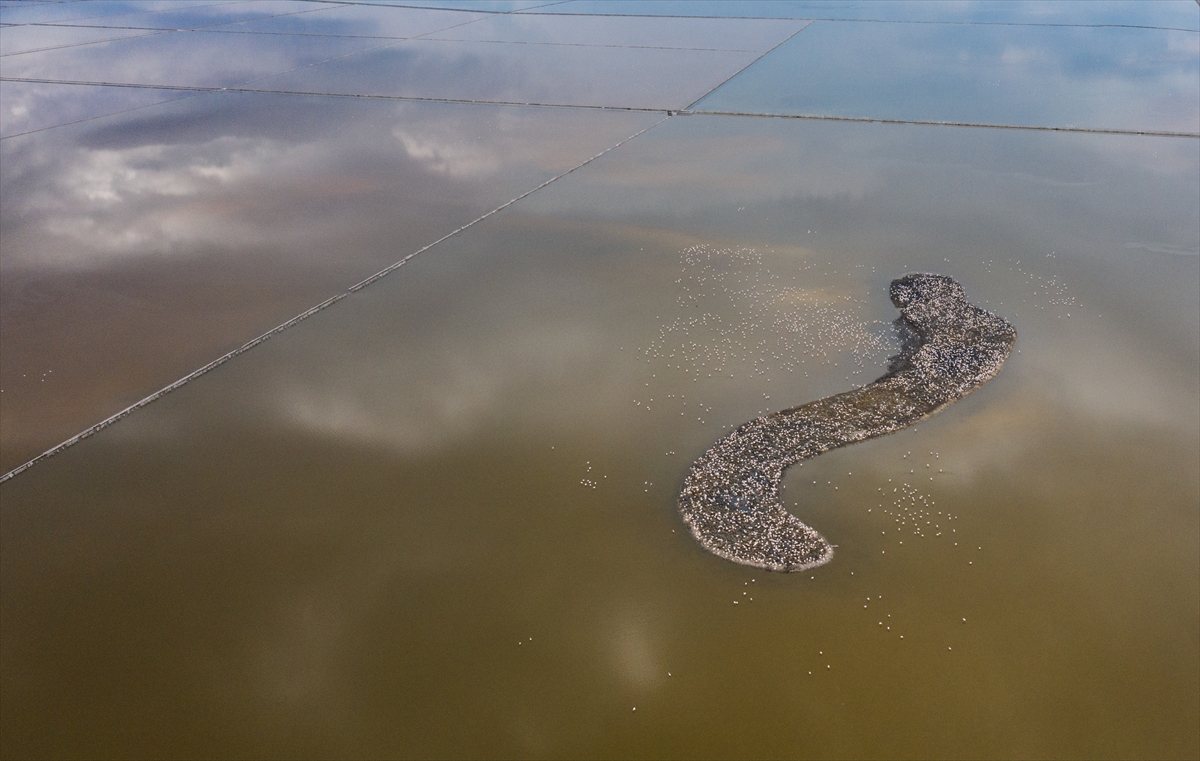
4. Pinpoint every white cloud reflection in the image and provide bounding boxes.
[694,21,1200,134]
[276,320,606,456]
[12,137,336,262]
[609,613,663,690]
[212,113,1197,481]
[0,97,655,270]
